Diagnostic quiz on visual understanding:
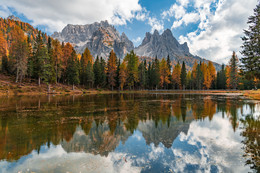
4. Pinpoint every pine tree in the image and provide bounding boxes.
[47,36,56,83]
[27,36,34,81]
[241,3,260,79]
[196,62,203,90]
[125,50,139,90]
[100,57,107,88]
[166,55,172,89]
[66,50,80,90]
[180,61,187,90]
[107,50,117,90]
[115,58,121,89]
[80,47,93,85]
[147,62,152,89]
[216,64,226,89]
[228,51,239,89]
[93,56,102,88]
[119,61,127,90]
[61,43,74,83]
[85,62,94,88]
[150,56,160,89]
[191,61,198,89]
[138,61,146,89]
